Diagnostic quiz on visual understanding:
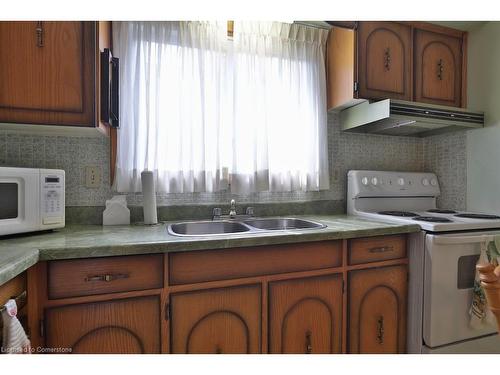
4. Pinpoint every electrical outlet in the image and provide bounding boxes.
[85,166,101,188]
